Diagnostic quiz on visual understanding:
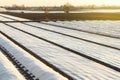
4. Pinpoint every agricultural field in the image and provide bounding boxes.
[0,13,120,80]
